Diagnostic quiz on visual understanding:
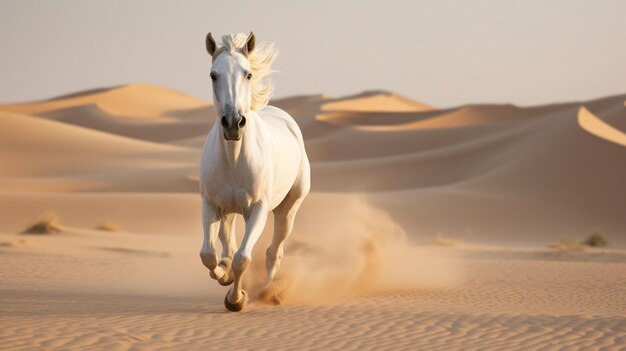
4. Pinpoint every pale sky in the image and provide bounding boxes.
[1,0,624,108]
